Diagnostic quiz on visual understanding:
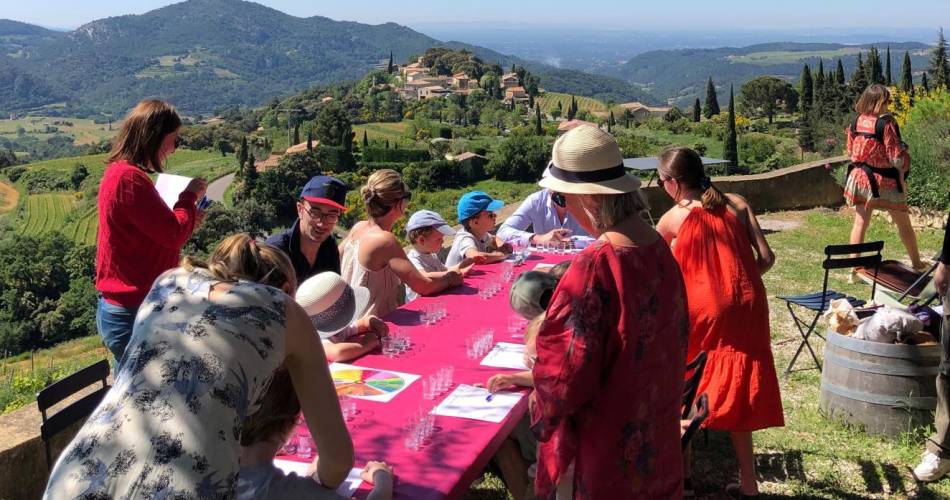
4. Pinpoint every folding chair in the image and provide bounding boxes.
[36,359,111,470]
[681,394,709,451]
[778,240,883,376]
[682,351,708,420]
